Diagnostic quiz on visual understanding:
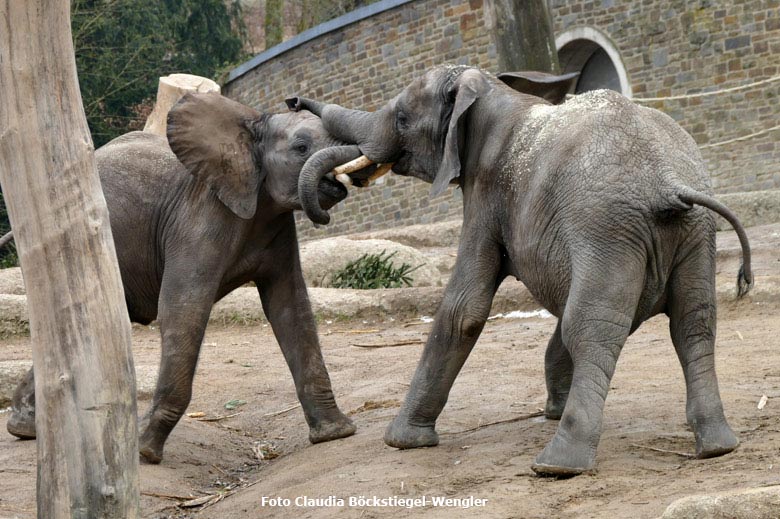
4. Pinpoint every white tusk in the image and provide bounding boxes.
[332,155,374,176]
[335,173,353,186]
